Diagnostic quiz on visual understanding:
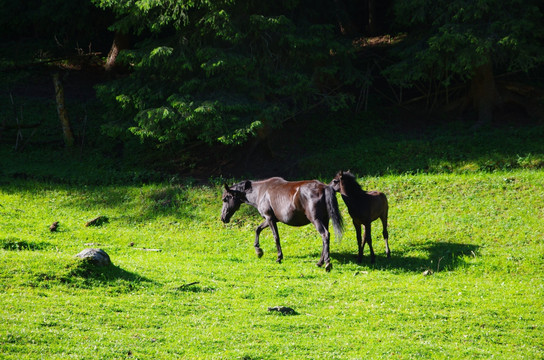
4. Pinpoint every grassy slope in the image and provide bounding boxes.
[1,171,543,359]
